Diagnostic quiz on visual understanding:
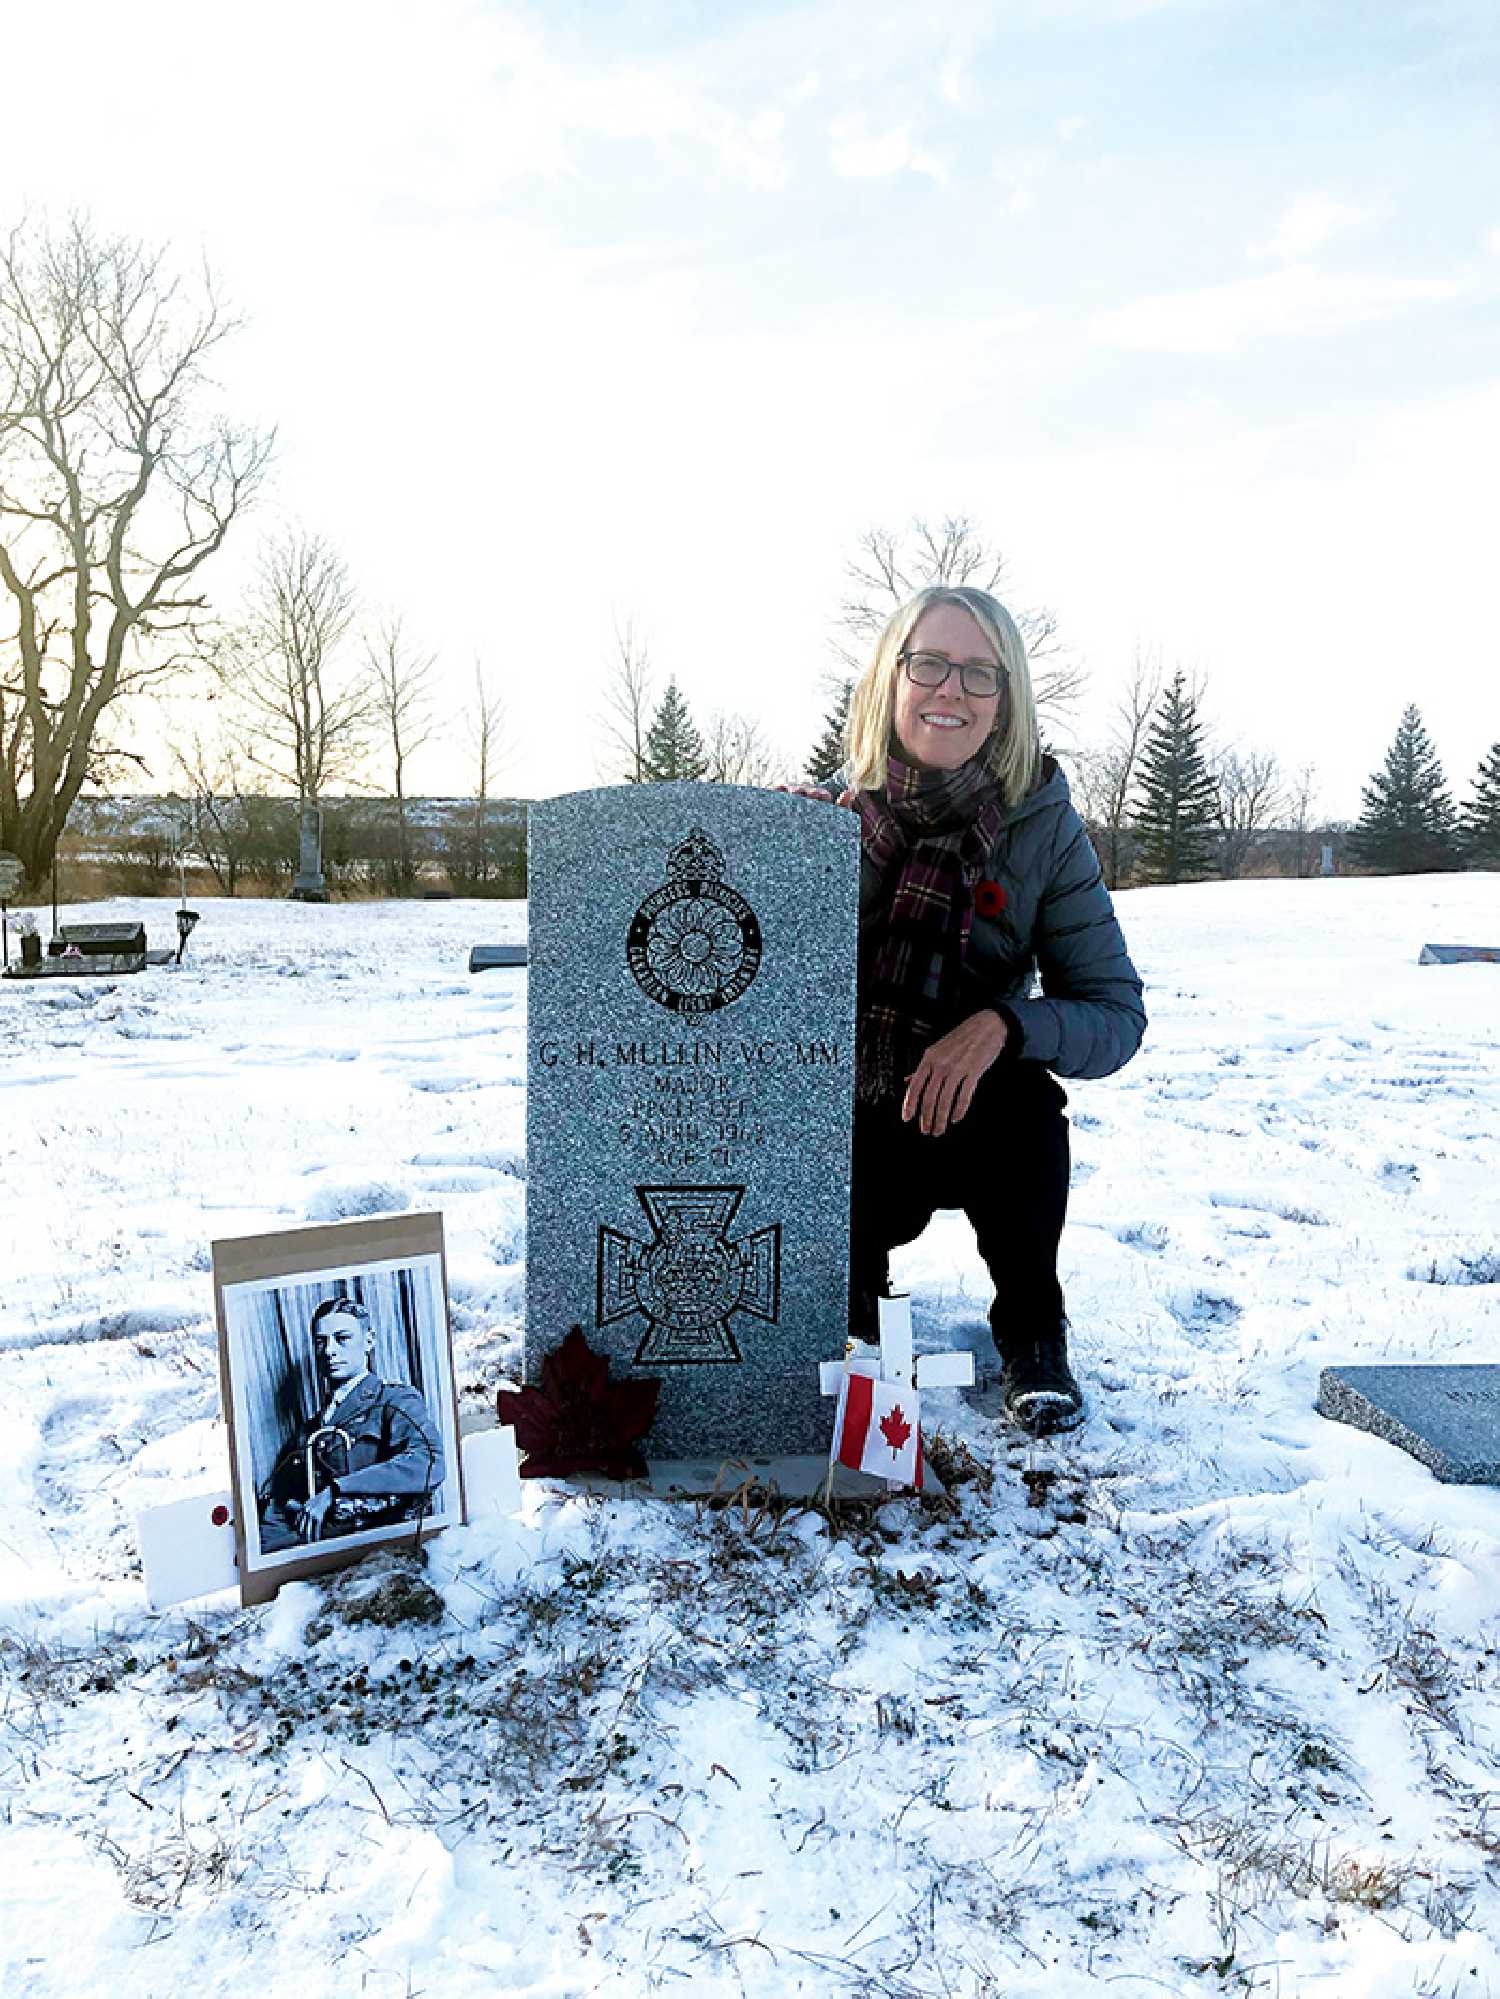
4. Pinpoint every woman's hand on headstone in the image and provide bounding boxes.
[773,783,859,811]
[902,1010,1009,1136]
